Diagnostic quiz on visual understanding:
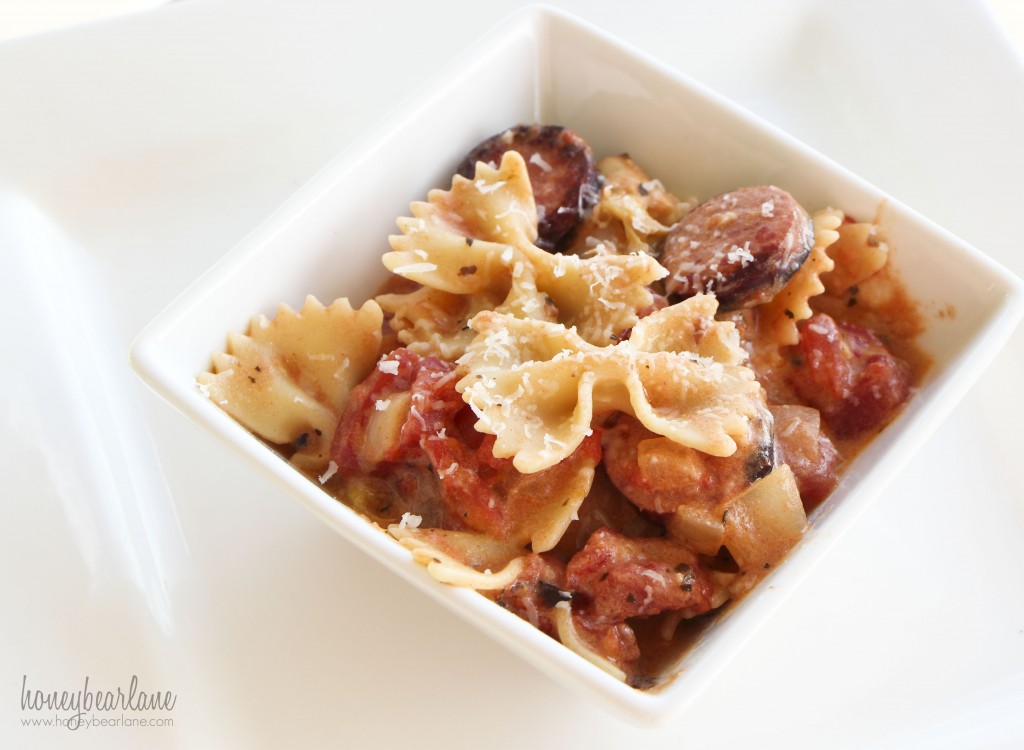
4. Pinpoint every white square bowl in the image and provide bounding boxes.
[130,5,1024,726]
